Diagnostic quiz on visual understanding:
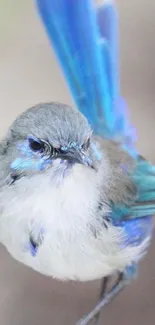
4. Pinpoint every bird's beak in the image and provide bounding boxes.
[55,149,94,169]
